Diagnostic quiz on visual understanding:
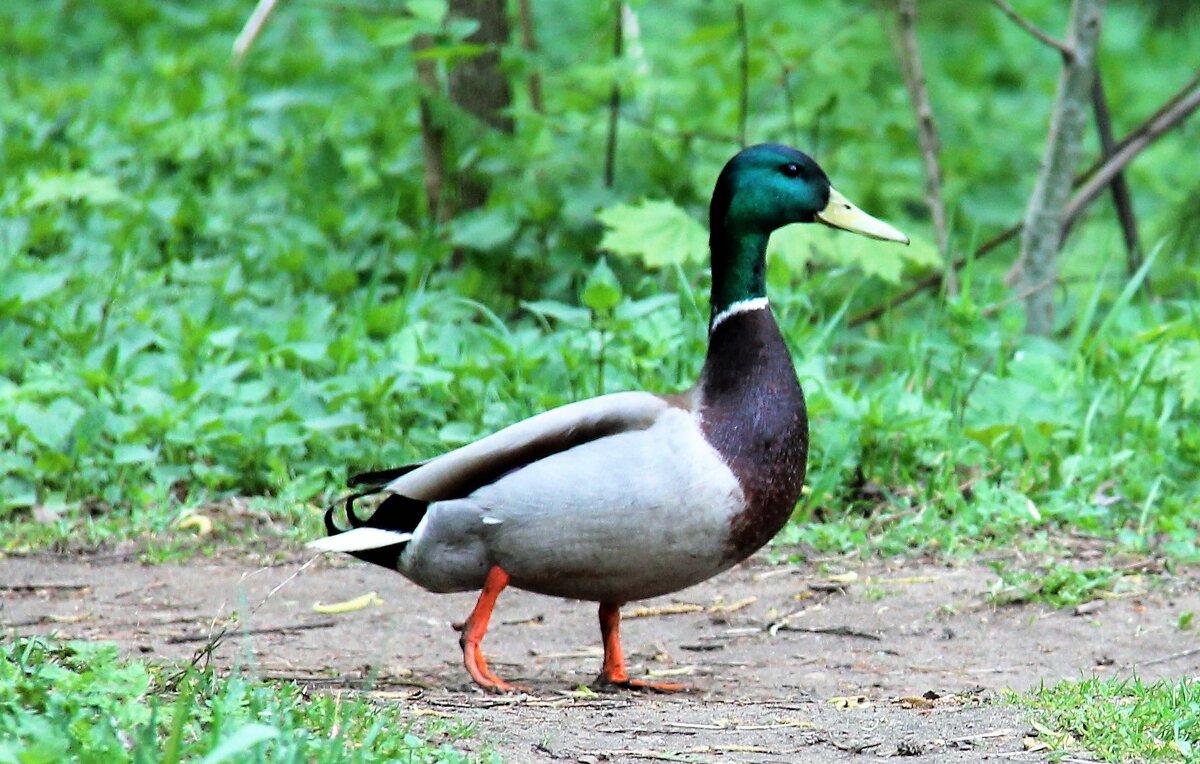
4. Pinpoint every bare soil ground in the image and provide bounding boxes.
[2,548,1197,763]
